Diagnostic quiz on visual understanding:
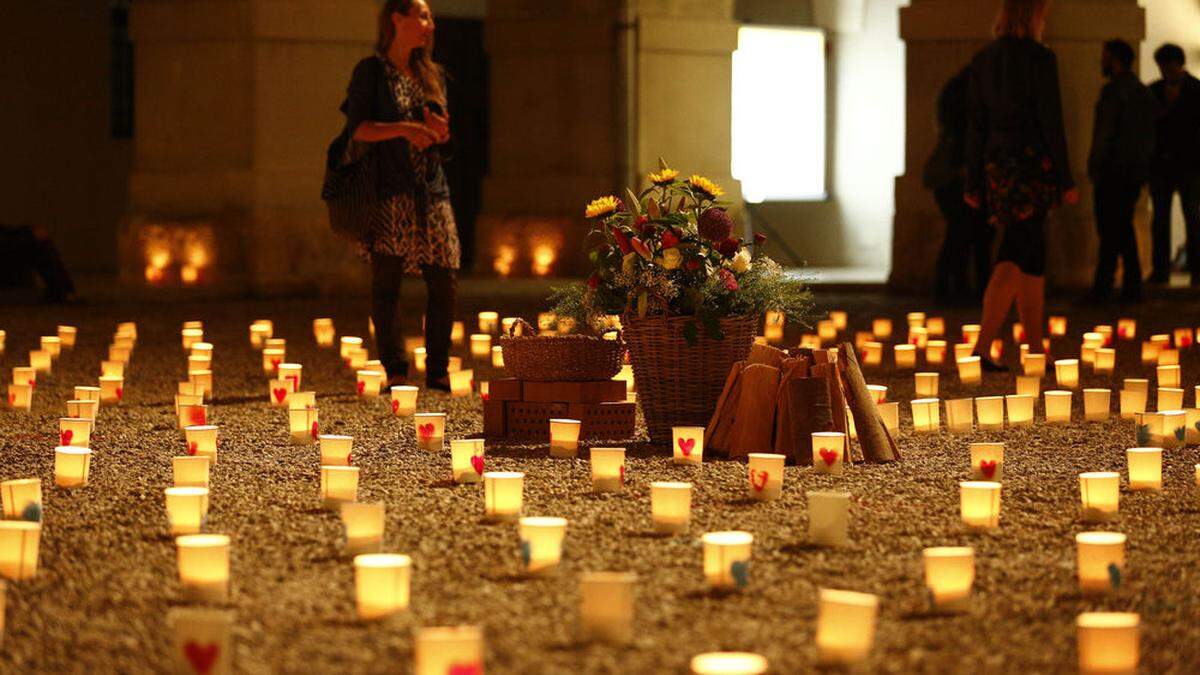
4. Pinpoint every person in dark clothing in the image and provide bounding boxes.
[0,224,78,303]
[963,0,1078,371]
[1147,43,1200,285]
[926,67,994,305]
[1087,39,1158,302]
